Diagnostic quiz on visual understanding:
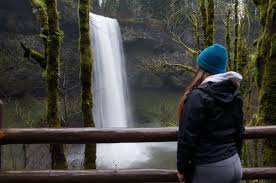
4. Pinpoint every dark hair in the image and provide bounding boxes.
[176,66,212,123]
